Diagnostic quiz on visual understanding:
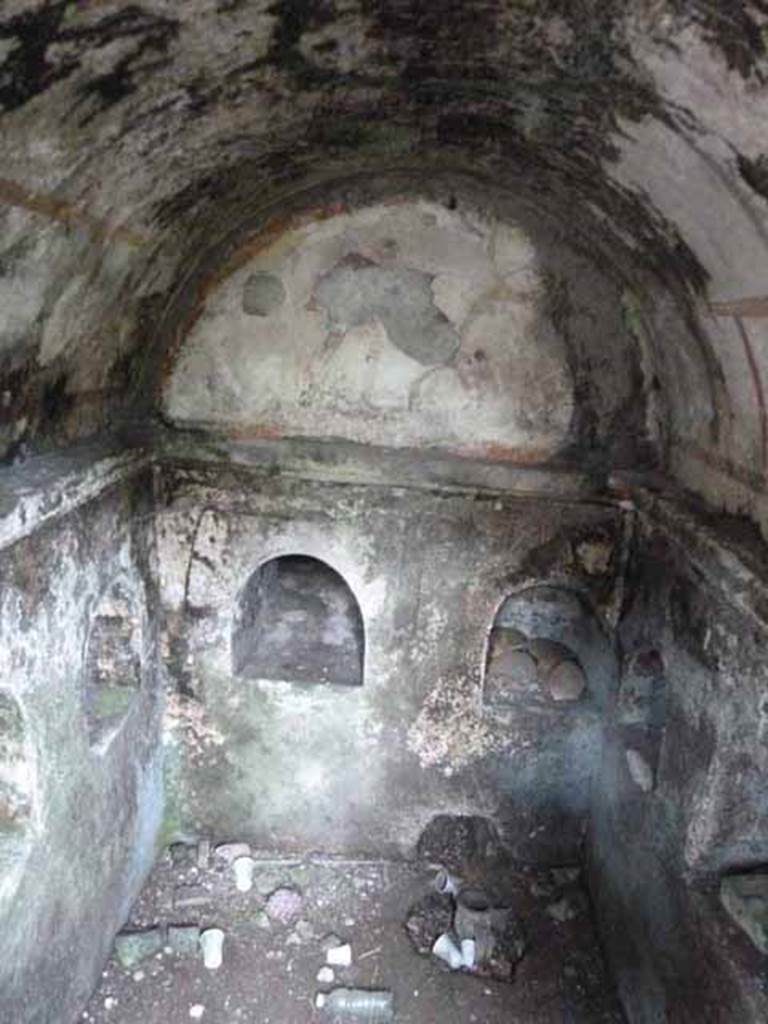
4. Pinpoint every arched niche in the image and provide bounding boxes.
[84,578,143,748]
[233,555,365,687]
[484,586,614,709]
